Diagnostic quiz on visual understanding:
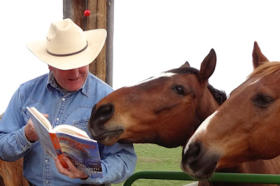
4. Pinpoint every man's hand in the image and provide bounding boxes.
[24,119,39,142]
[55,156,89,179]
[24,114,48,142]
